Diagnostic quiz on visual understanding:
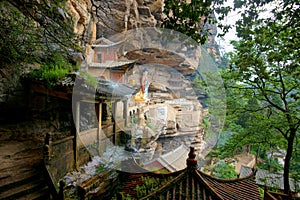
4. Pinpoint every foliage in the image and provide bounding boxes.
[290,140,300,191]
[162,0,214,44]
[146,121,153,129]
[258,187,264,198]
[191,73,207,104]
[216,130,232,147]
[202,117,211,128]
[192,70,226,152]
[0,1,42,67]
[1,1,81,71]
[112,192,132,200]
[257,157,282,174]
[28,53,73,86]
[134,176,171,198]
[7,0,79,51]
[132,117,140,124]
[95,163,106,174]
[135,176,160,198]
[213,0,299,40]
[220,3,300,193]
[79,71,98,88]
[205,160,238,179]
